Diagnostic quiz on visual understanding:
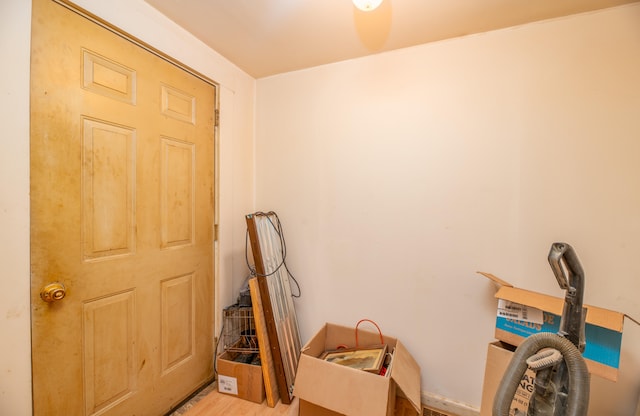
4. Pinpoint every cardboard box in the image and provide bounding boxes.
[479,272,636,381]
[299,397,420,416]
[480,341,535,416]
[294,322,421,416]
[216,351,265,404]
